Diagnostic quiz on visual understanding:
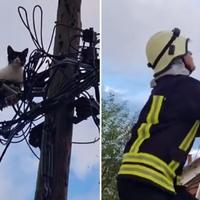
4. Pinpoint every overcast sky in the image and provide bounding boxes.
[102,0,200,153]
[0,0,99,200]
